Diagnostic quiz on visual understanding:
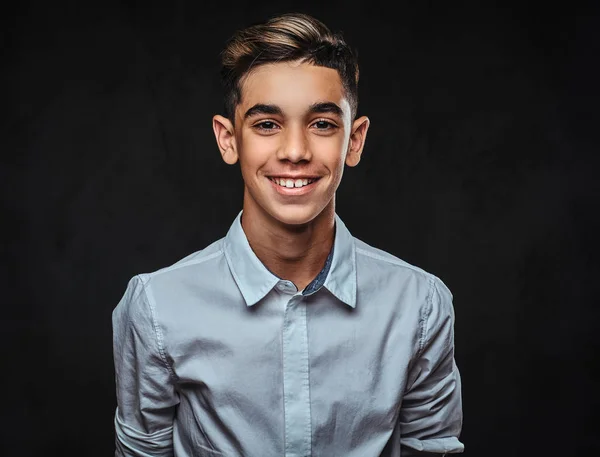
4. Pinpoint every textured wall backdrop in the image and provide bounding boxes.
[2,1,598,456]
